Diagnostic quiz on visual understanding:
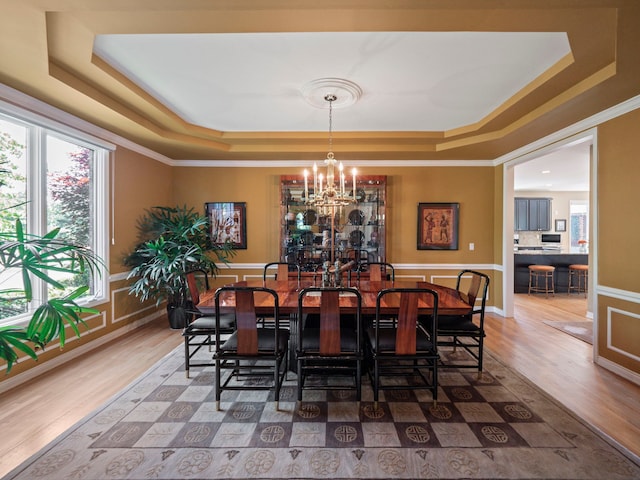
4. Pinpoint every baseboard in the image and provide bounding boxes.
[0,311,164,394]
[597,355,640,387]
